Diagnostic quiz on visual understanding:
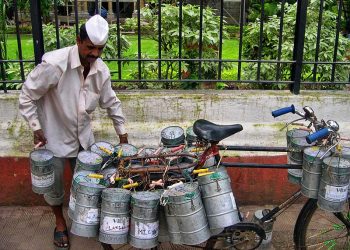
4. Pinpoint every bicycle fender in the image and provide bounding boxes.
[227,222,266,239]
